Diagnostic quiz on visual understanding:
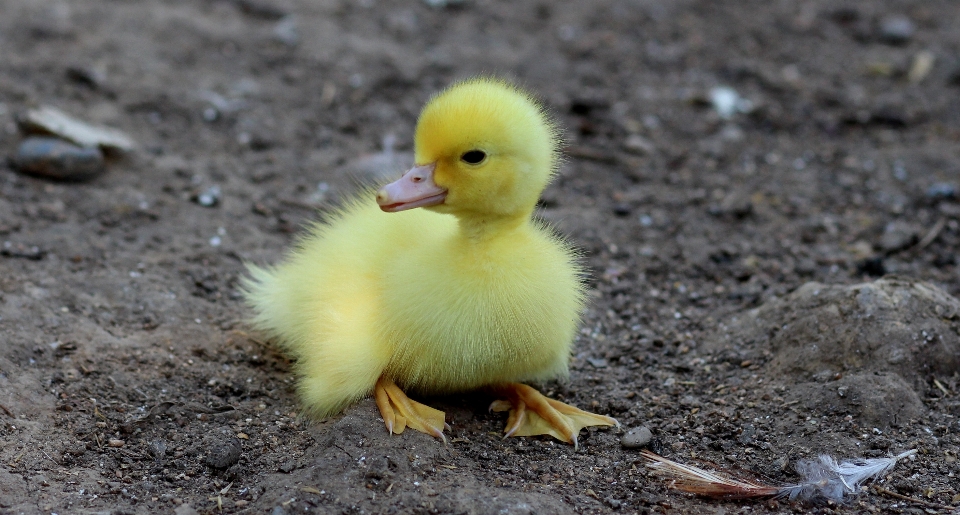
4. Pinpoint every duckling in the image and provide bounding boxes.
[244,78,617,447]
